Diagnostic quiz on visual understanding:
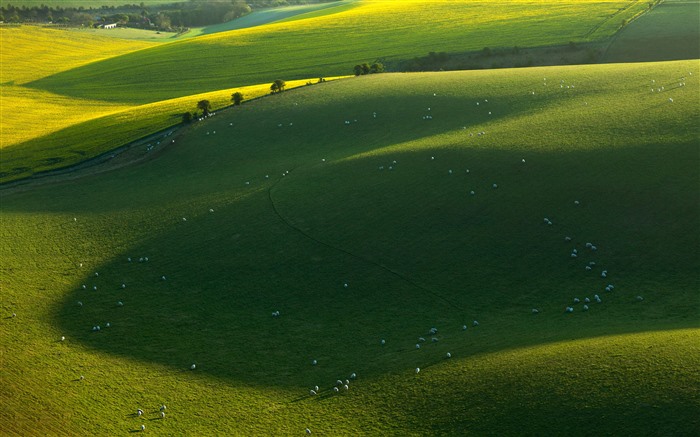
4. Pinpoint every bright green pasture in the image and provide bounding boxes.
[27,0,650,104]
[603,0,700,63]
[1,61,698,435]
